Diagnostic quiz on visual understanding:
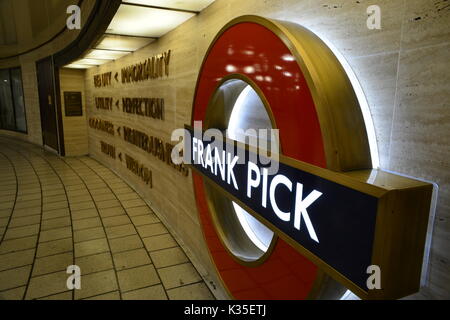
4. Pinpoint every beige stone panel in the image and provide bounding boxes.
[401,0,450,51]
[283,0,404,58]
[348,52,399,168]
